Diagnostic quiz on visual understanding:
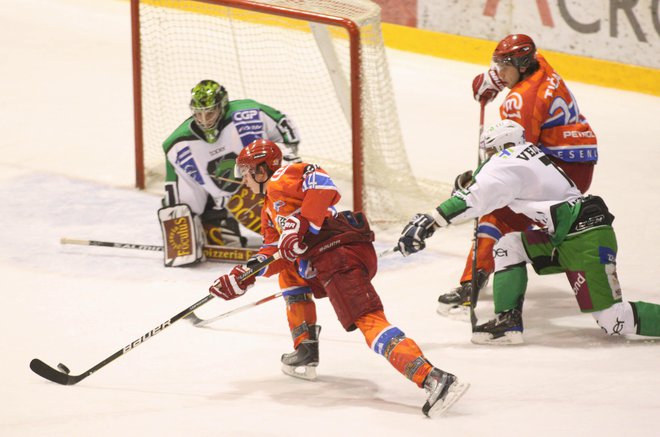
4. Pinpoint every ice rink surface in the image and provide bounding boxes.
[1,0,660,436]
